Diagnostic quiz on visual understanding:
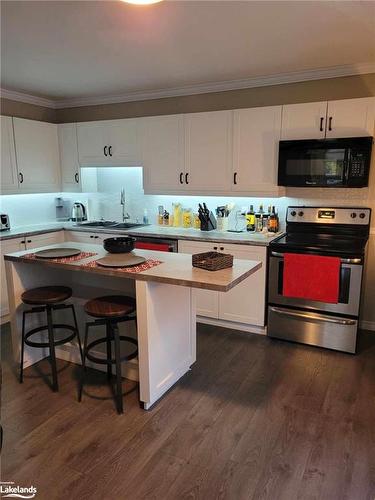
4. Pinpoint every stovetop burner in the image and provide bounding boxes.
[271,206,371,258]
